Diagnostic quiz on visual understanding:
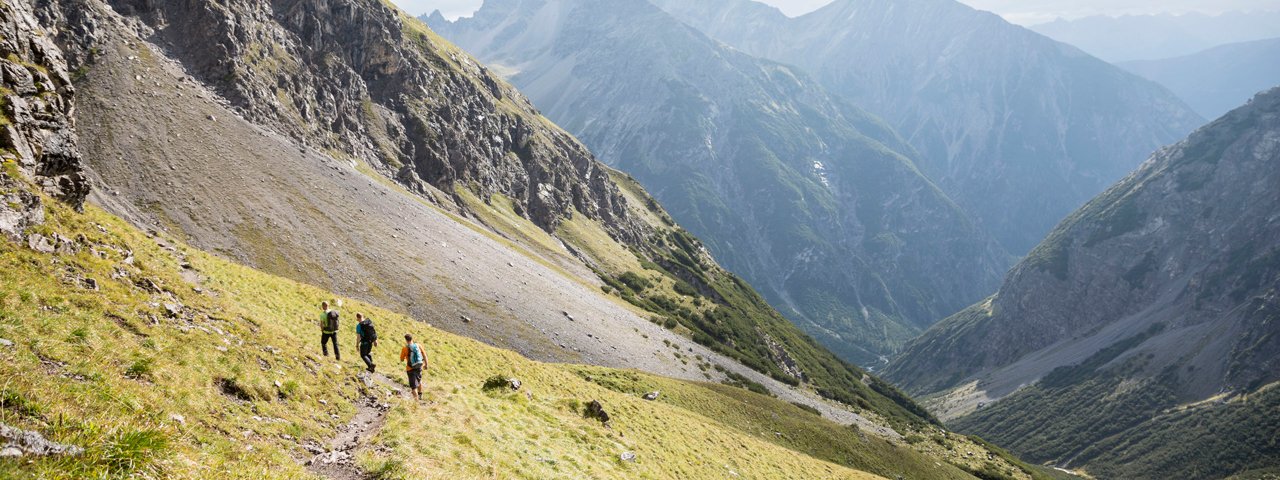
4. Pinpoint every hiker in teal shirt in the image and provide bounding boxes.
[355,313,378,373]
